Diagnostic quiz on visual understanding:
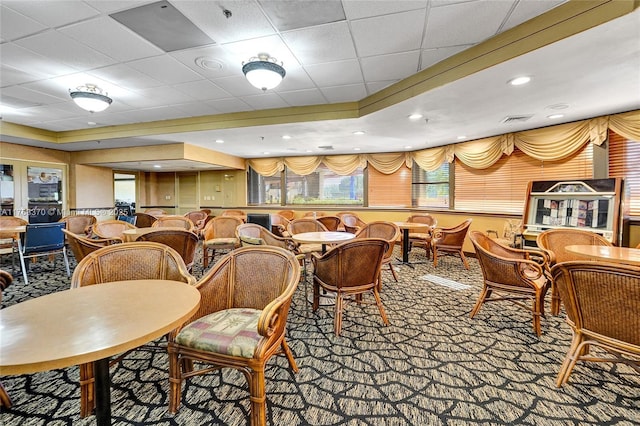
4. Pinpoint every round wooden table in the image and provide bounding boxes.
[565,245,640,266]
[393,222,433,265]
[122,226,189,242]
[291,231,355,253]
[0,280,200,425]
